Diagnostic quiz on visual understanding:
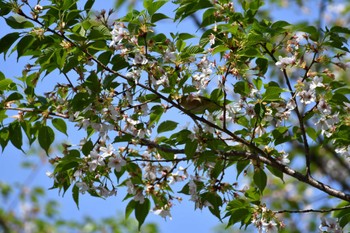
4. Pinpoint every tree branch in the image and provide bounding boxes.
[275,204,350,214]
